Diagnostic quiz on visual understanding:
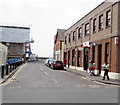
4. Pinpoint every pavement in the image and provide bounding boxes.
[0,63,25,84]
[65,67,120,86]
[0,62,120,86]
